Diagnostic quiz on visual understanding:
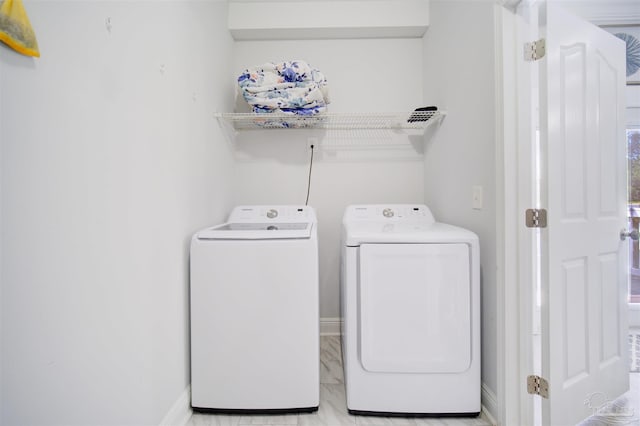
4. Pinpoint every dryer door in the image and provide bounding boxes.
[358,243,471,373]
